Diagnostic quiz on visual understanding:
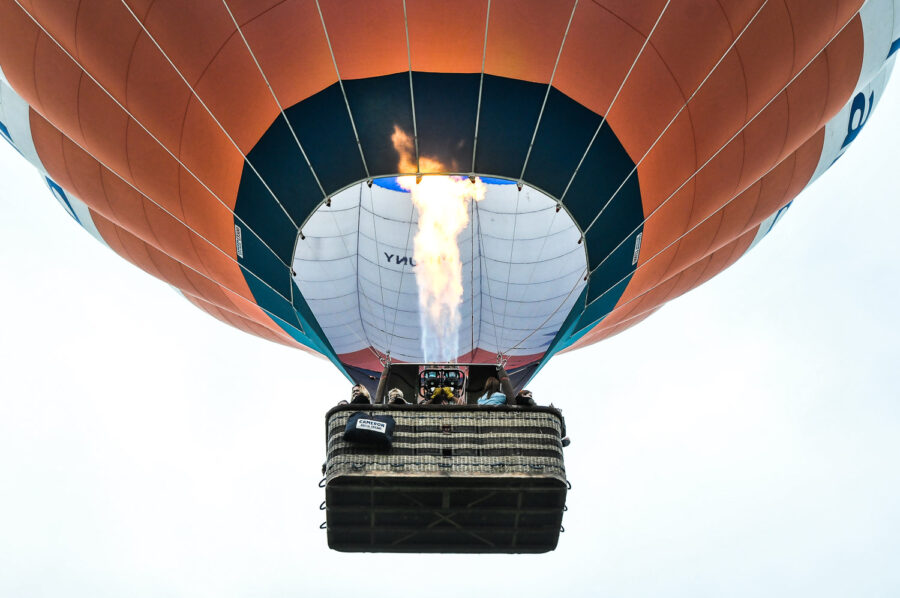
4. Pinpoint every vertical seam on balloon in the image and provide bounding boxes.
[382,191,404,356]
[229,0,290,29]
[497,180,523,353]
[777,150,800,221]
[707,136,749,251]
[362,183,390,351]
[116,1,303,232]
[711,235,746,280]
[401,0,420,173]
[732,23,752,125]
[148,201,212,300]
[734,128,749,205]
[124,226,169,283]
[72,0,84,69]
[691,108,752,258]
[580,0,770,240]
[355,185,377,358]
[151,243,200,298]
[471,0,492,174]
[206,301,241,334]
[176,259,224,315]
[73,71,90,162]
[690,209,728,273]
[774,94,793,166]
[135,0,159,23]
[665,262,706,305]
[474,200,503,354]
[108,219,154,279]
[643,41,701,199]
[517,0,579,184]
[559,0,673,202]
[52,120,79,199]
[782,0,798,77]
[735,165,762,234]
[777,0,799,164]
[719,228,753,275]
[174,31,234,153]
[11,0,296,274]
[55,131,91,219]
[832,0,845,36]
[655,265,693,309]
[470,194,476,360]
[713,0,737,38]
[27,24,42,111]
[120,27,142,184]
[760,154,799,235]
[816,44,833,130]
[314,0,371,180]
[386,186,418,359]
